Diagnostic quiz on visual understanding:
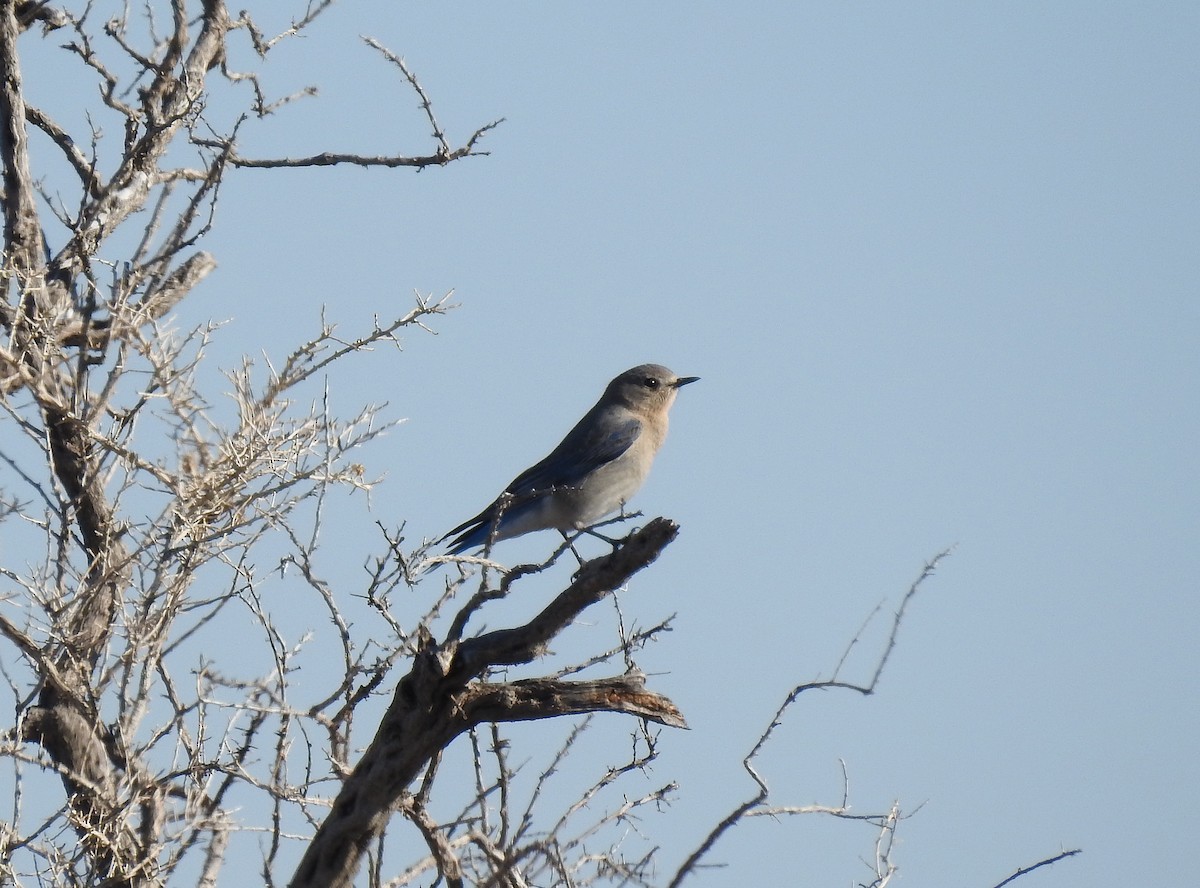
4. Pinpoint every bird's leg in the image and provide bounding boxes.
[579,526,621,546]
[560,530,587,565]
[580,504,639,547]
